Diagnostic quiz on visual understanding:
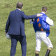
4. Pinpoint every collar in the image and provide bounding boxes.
[16,8,21,11]
[41,12,45,14]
